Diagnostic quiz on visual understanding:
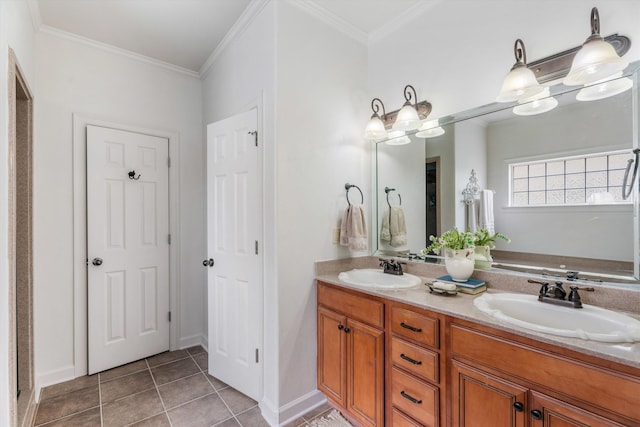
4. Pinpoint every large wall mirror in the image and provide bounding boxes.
[375,62,640,284]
